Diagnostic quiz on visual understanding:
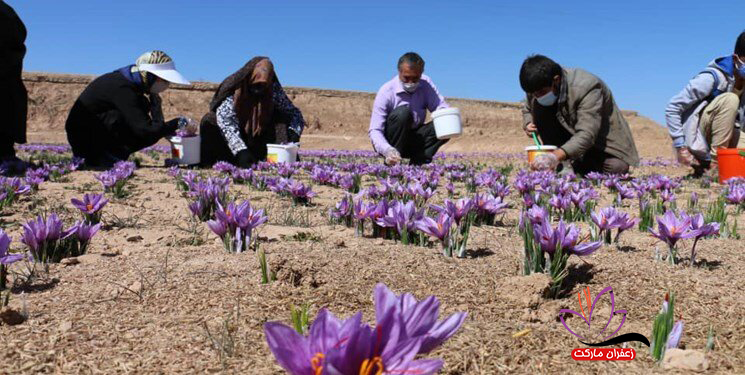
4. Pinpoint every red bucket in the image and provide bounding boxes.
[716,148,745,183]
